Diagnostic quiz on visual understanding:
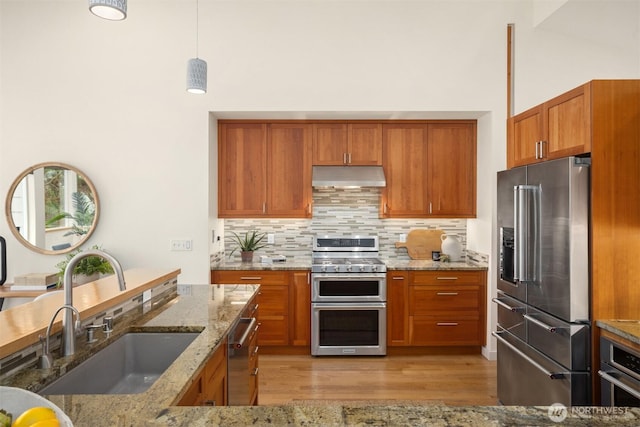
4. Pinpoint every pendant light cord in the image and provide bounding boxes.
[196,0,200,58]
